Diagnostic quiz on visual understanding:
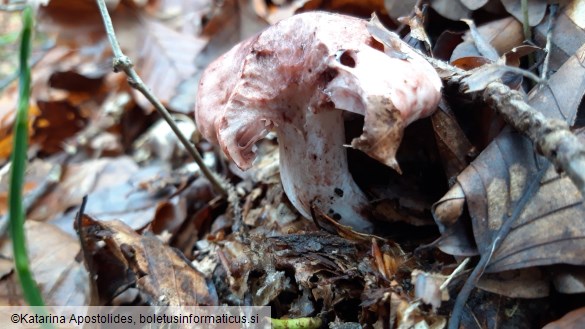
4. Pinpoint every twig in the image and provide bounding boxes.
[541,4,558,81]
[440,257,470,291]
[484,82,585,196]
[95,0,227,197]
[425,57,585,197]
[74,195,101,305]
[424,53,585,329]
[448,164,549,329]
